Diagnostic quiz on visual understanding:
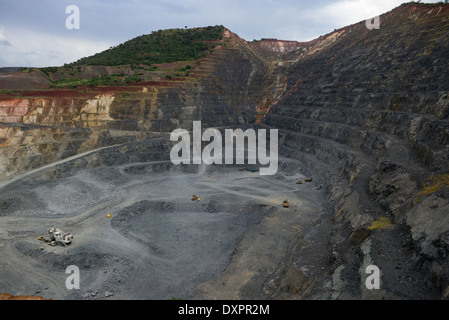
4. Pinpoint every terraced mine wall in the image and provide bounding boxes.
[1,3,449,299]
[0,33,271,179]
[263,3,449,299]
